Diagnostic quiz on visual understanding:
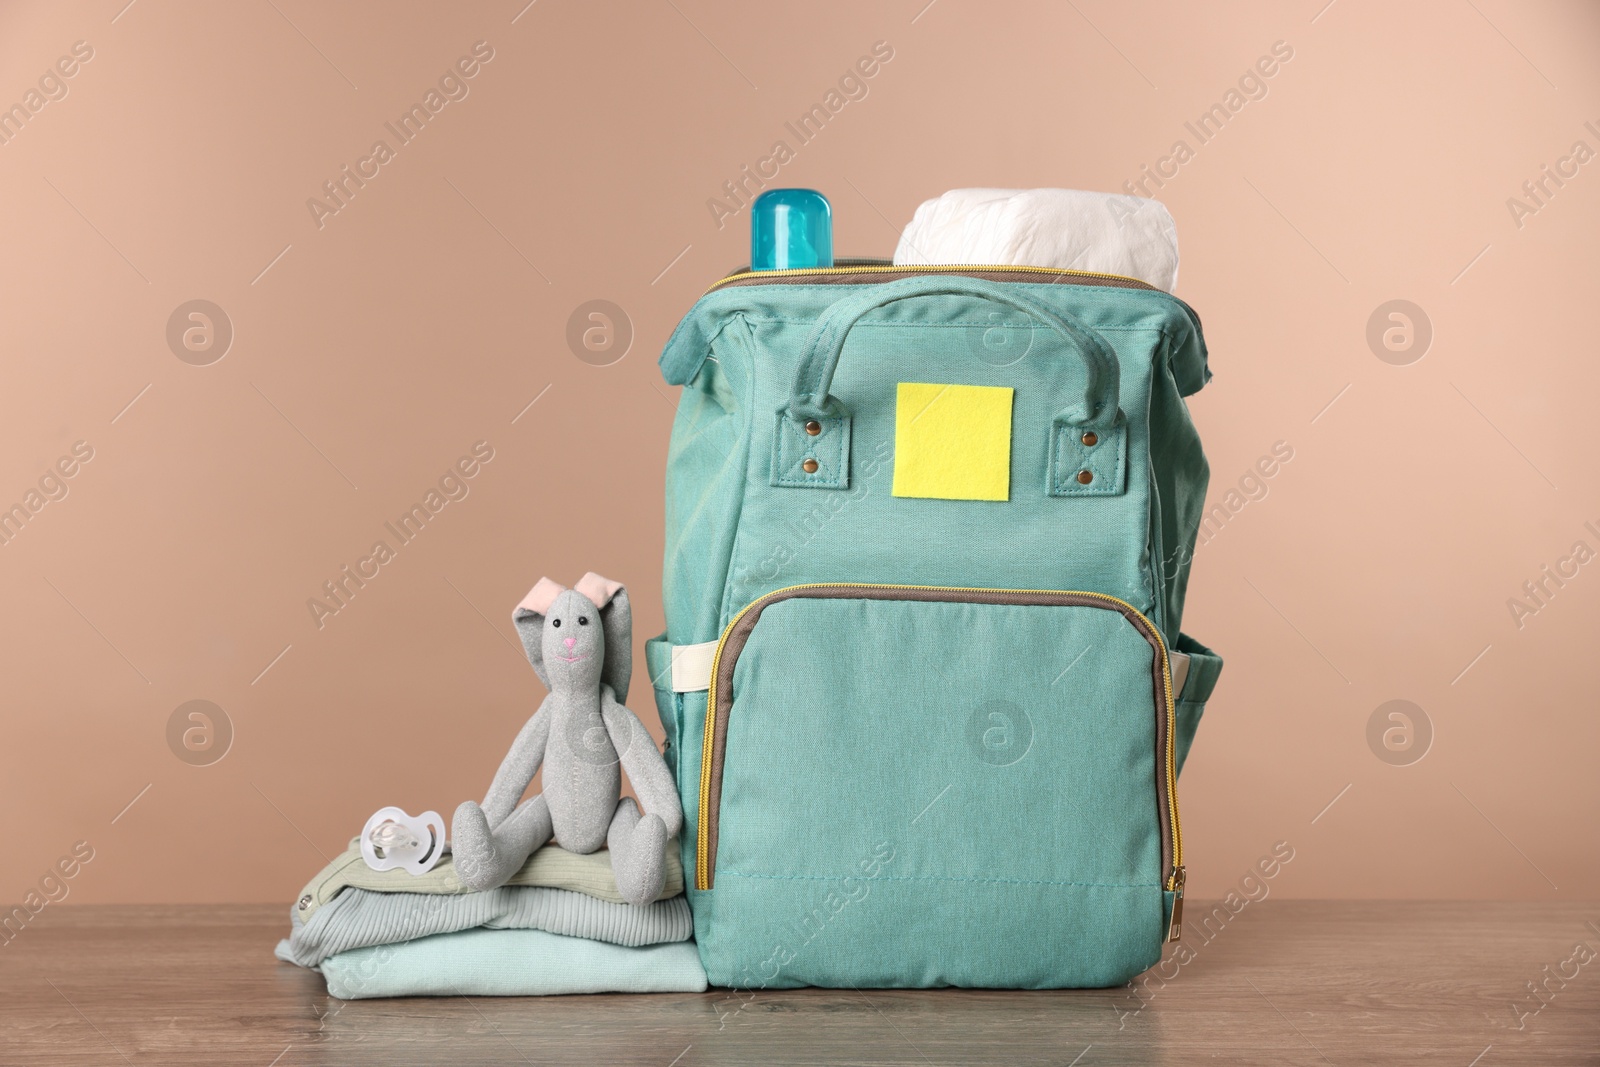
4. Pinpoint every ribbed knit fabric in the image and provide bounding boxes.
[275,884,693,968]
